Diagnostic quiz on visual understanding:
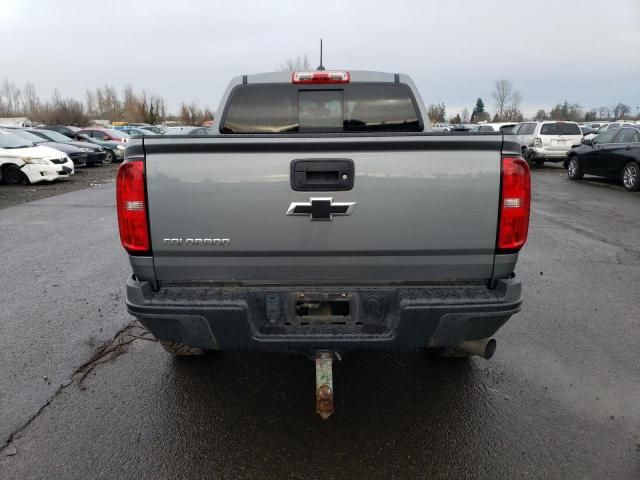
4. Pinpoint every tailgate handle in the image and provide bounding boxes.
[291,159,354,191]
